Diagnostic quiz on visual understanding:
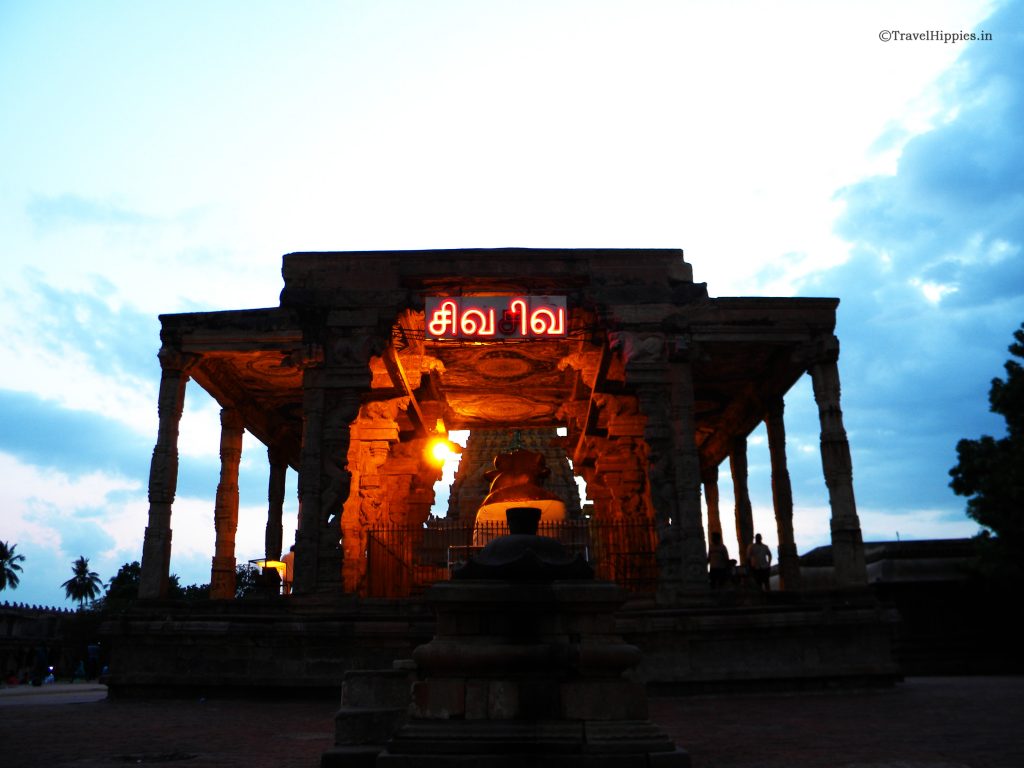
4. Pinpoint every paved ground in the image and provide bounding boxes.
[1,677,1022,768]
